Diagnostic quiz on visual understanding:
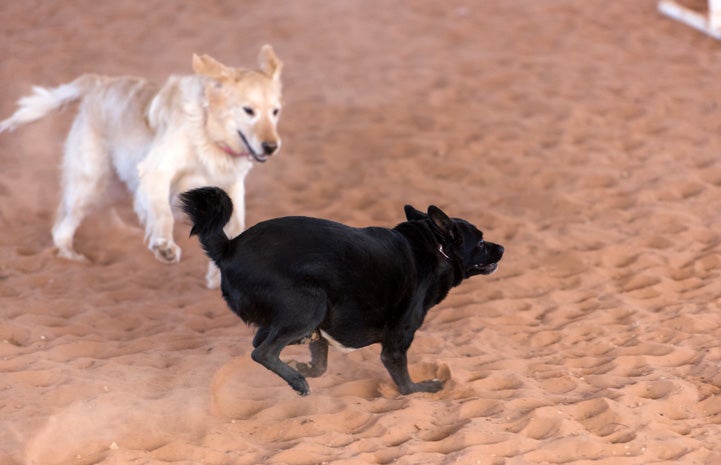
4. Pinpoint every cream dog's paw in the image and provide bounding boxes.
[150,238,181,264]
